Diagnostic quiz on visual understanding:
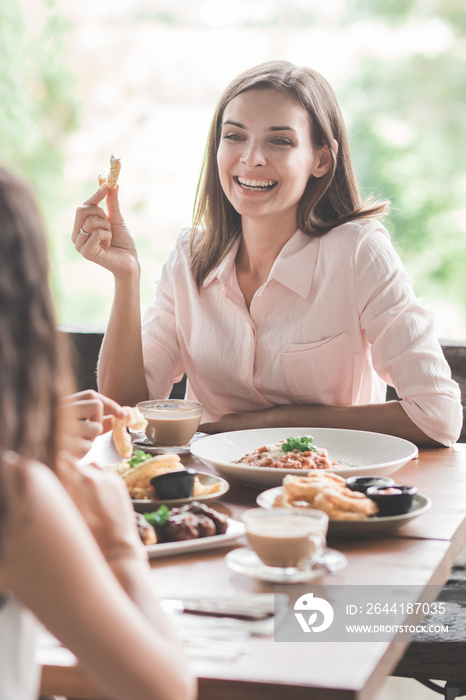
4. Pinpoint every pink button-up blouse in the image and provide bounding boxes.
[142,220,462,446]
